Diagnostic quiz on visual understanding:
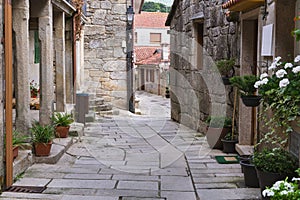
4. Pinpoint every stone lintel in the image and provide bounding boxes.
[52,0,76,17]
